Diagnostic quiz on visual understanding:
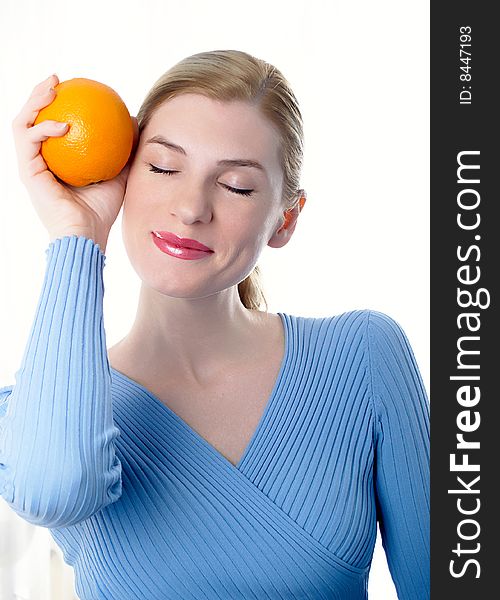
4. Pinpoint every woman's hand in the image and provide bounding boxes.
[11,73,139,252]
